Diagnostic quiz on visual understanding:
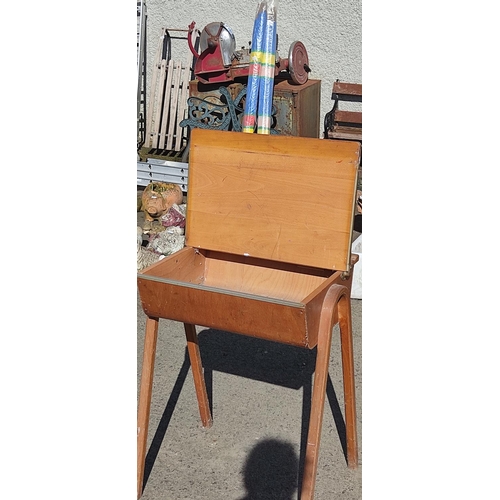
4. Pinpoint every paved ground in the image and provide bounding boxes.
[137,205,362,500]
